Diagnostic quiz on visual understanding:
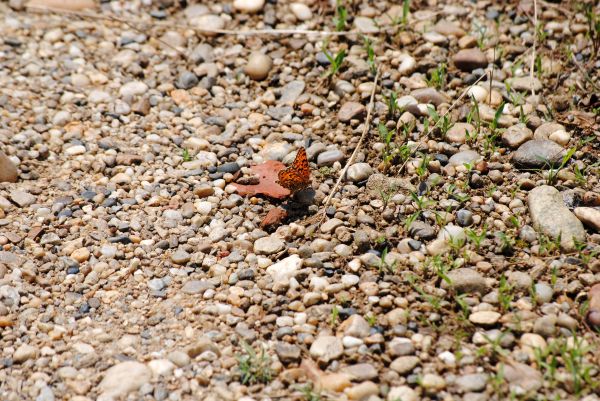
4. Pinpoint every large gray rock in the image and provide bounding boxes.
[512,140,566,168]
[528,185,585,251]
